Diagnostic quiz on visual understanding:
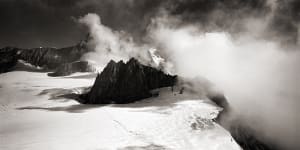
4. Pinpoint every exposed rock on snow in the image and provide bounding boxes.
[19,43,88,70]
[228,122,278,150]
[216,103,280,150]
[48,61,97,77]
[81,58,177,104]
[0,47,19,73]
[0,71,241,150]
[0,35,90,73]
[190,116,215,130]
